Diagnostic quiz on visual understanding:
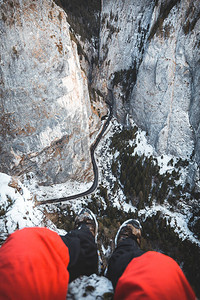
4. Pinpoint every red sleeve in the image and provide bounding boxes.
[115,251,196,300]
[0,227,70,300]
